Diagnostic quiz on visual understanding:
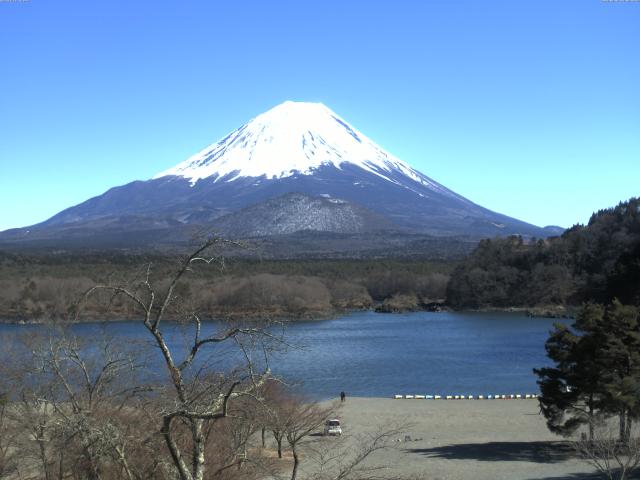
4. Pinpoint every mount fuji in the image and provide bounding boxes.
[0,101,561,252]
